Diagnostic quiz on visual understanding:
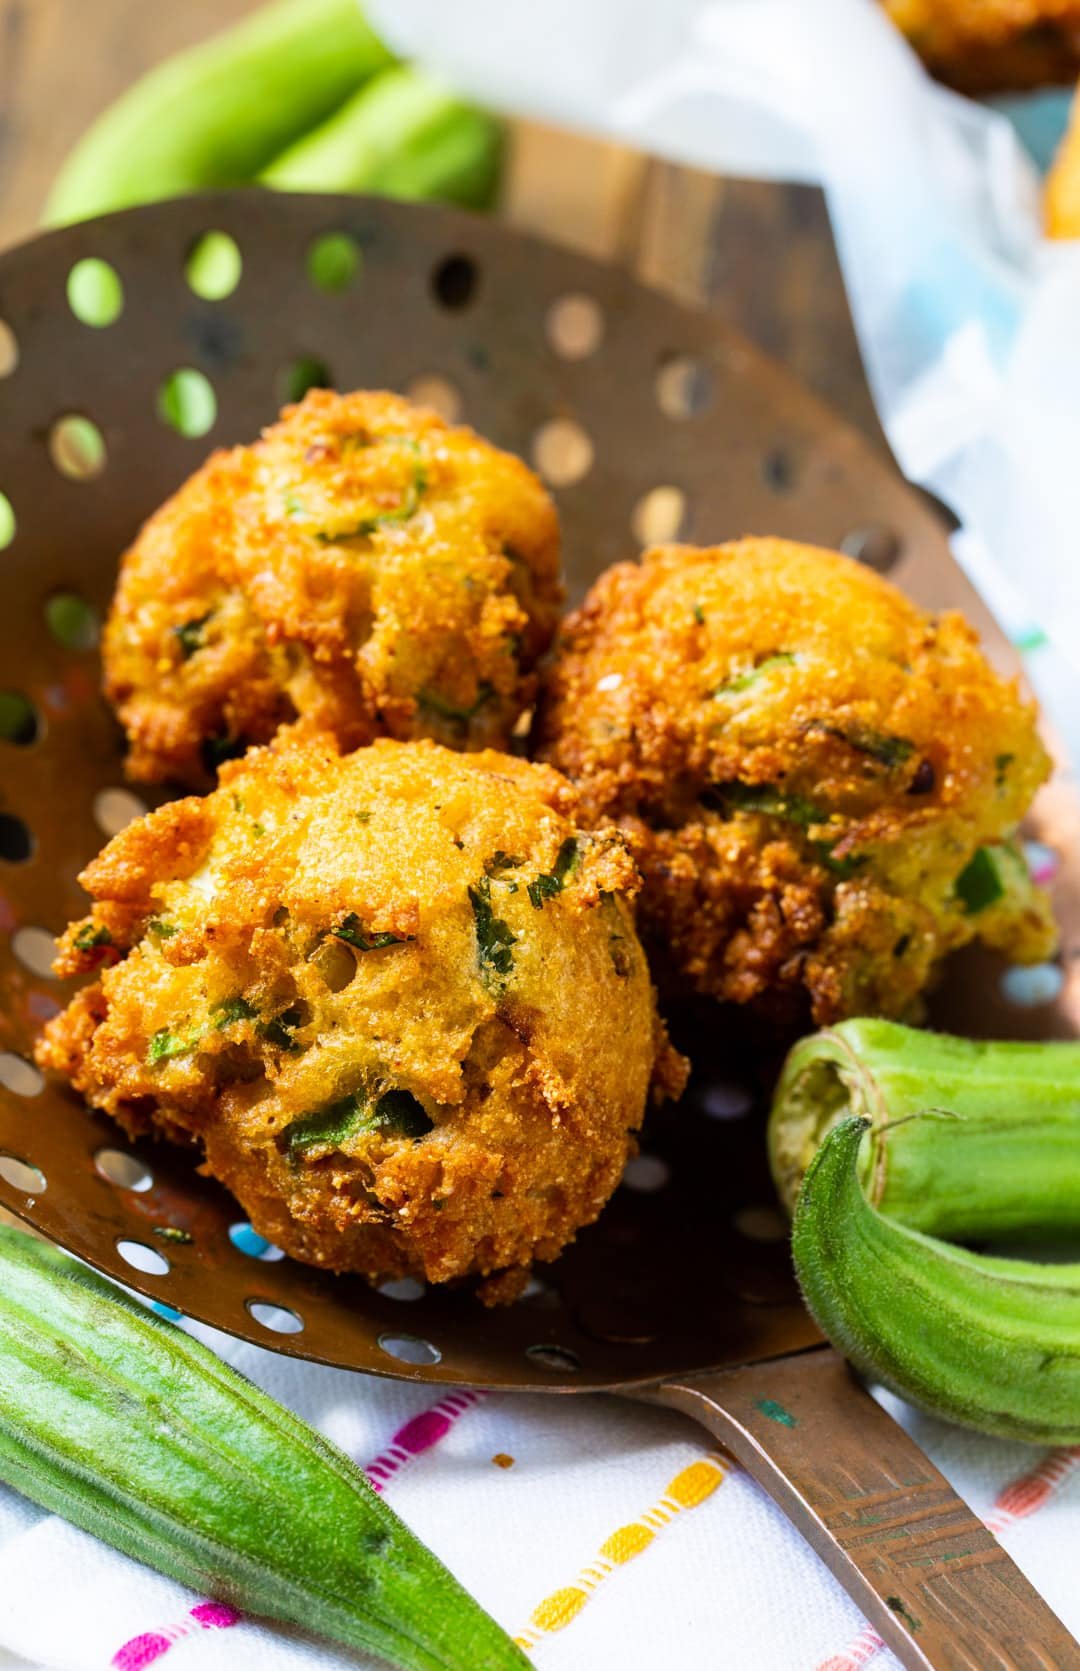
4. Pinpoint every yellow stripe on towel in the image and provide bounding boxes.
[514,1452,727,1652]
